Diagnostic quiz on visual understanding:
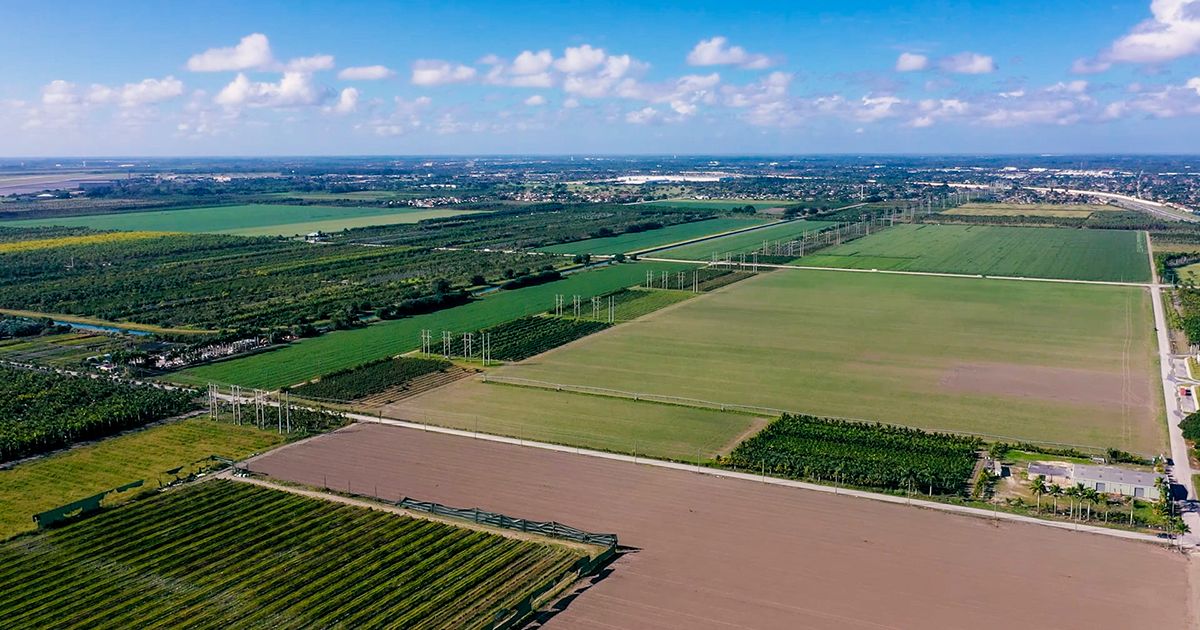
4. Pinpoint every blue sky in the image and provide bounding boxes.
[2,0,1200,155]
